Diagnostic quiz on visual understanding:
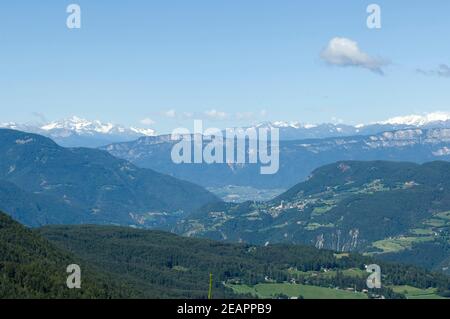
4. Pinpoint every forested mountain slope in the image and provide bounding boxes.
[0,212,132,298]
[0,129,219,227]
[175,161,450,274]
[38,224,450,299]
